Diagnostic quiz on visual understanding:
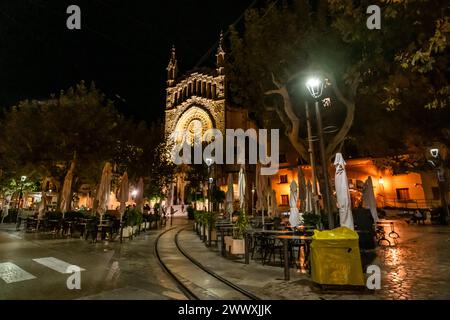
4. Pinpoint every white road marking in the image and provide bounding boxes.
[0,262,36,283]
[32,257,85,274]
